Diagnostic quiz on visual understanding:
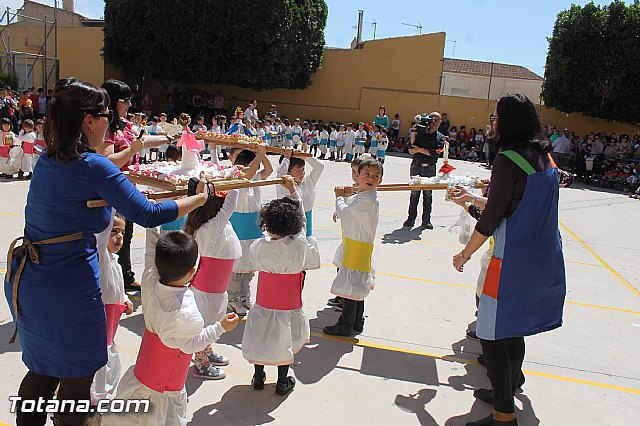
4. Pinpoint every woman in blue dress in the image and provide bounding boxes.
[5,78,210,425]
